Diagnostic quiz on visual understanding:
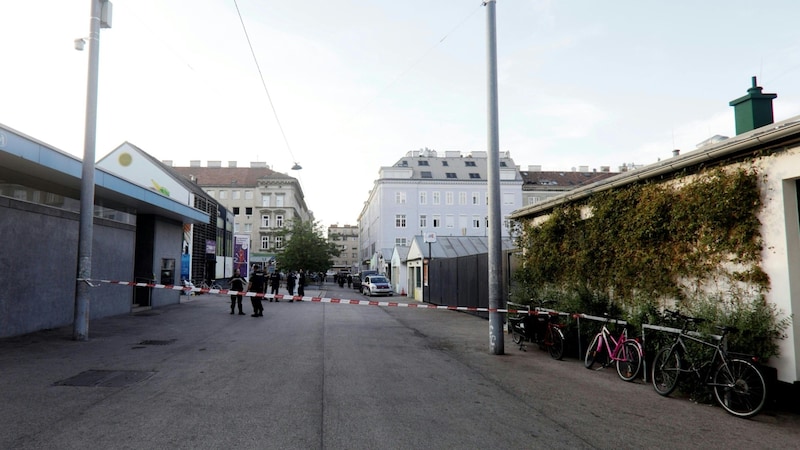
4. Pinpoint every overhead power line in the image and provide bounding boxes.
[233,0,299,168]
